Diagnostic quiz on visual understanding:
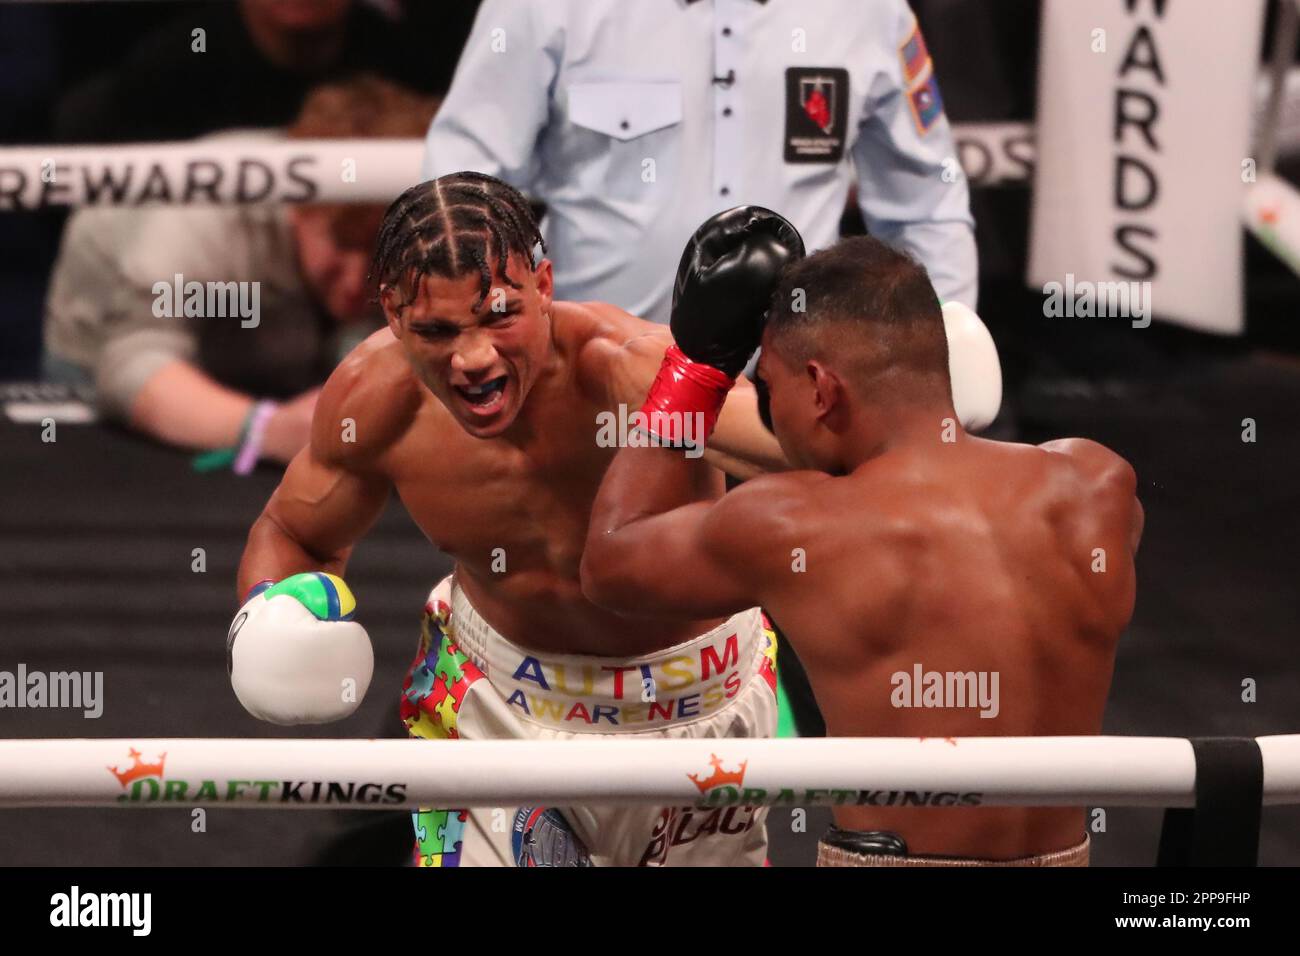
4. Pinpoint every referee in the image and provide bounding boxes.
[422,0,977,324]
